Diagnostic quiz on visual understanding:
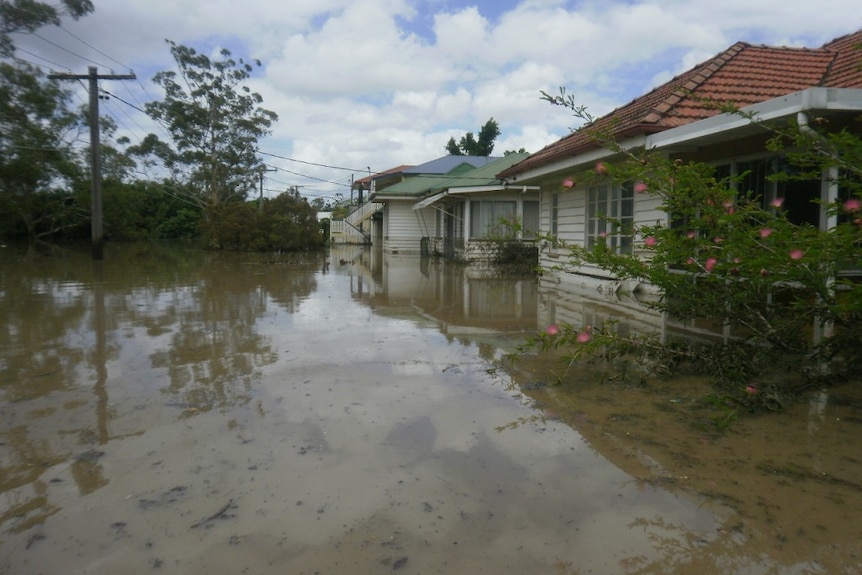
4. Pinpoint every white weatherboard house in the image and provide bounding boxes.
[498,29,862,291]
[408,153,538,261]
[369,155,501,255]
